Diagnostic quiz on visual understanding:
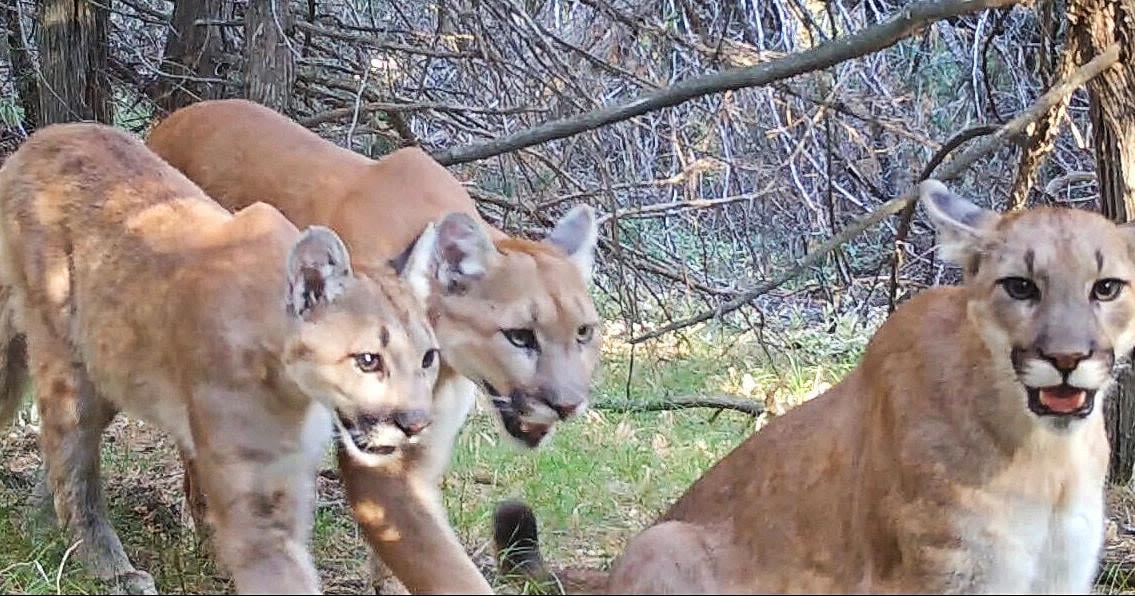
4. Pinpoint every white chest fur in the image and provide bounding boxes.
[415,376,477,485]
[964,425,1106,594]
[250,400,334,479]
